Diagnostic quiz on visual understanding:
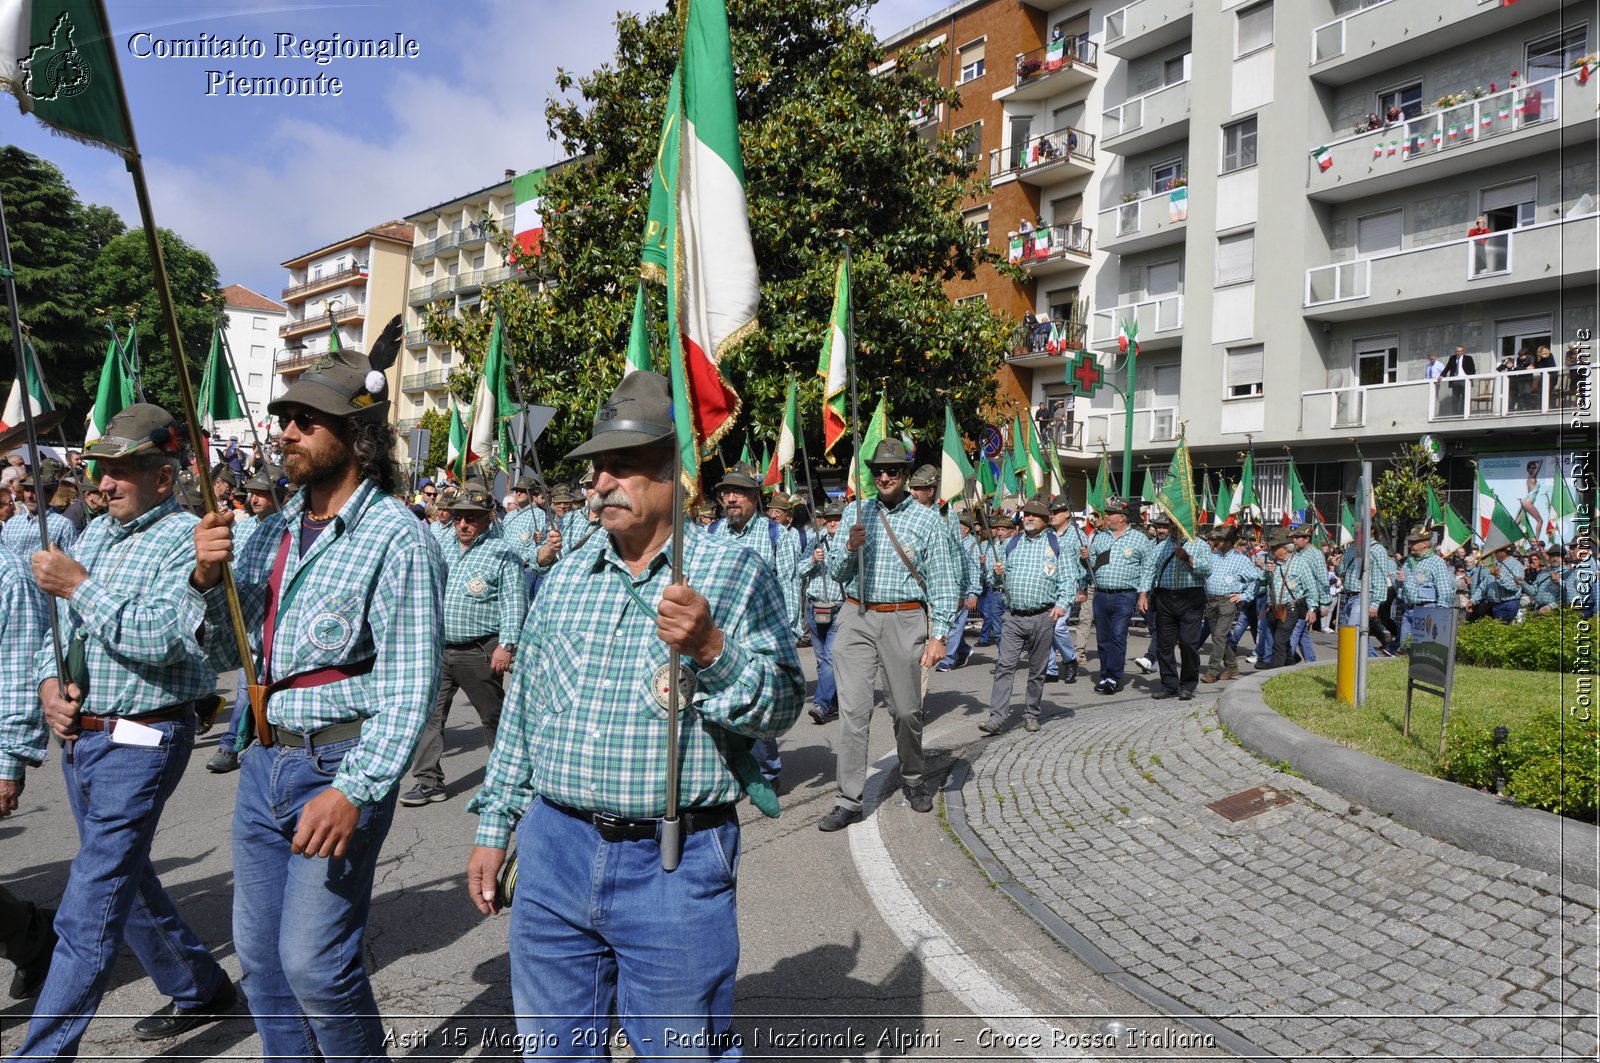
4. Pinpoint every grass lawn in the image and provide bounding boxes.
[1261,661,1566,779]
